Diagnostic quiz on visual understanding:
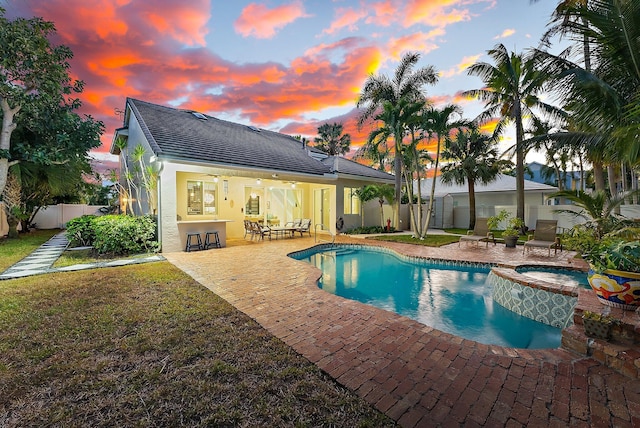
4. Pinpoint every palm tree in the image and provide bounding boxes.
[533,0,640,189]
[357,52,438,229]
[549,188,640,238]
[440,123,511,230]
[313,122,351,156]
[354,185,377,227]
[463,44,562,223]
[418,104,464,237]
